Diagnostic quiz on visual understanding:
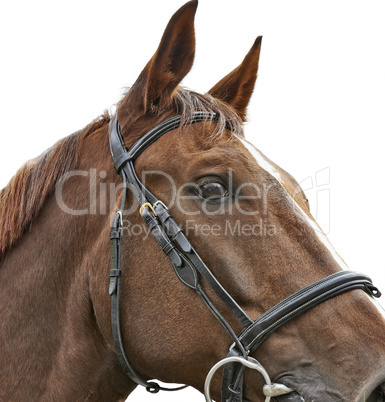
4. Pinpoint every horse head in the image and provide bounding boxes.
[106,1,385,400]
[1,1,384,401]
